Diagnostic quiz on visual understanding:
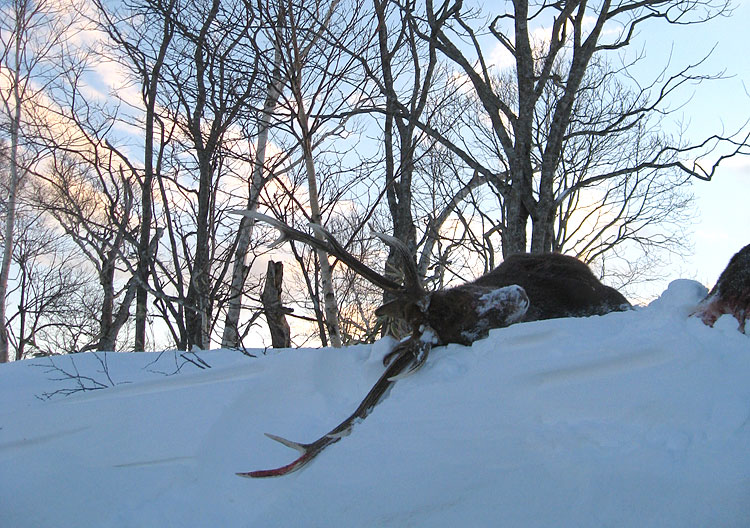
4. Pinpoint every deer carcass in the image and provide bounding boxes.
[232,211,629,477]
[692,243,750,332]
[378,251,631,347]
